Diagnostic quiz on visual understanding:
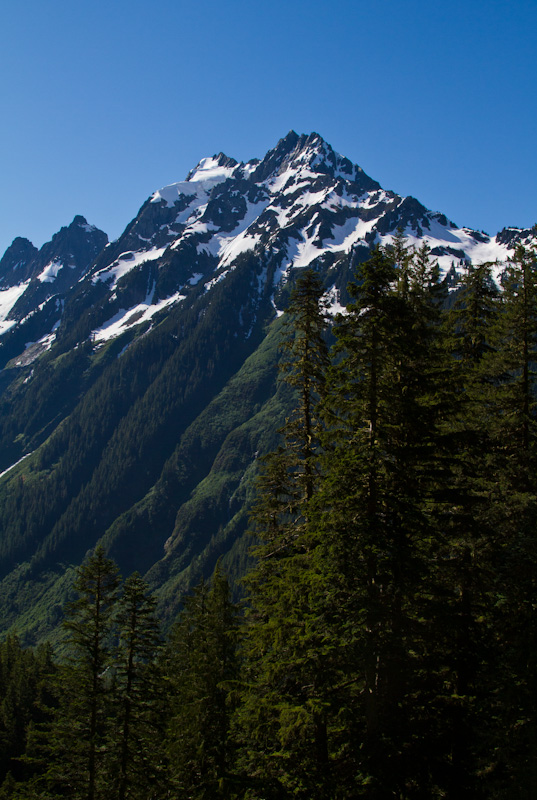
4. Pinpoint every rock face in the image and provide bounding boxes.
[0,217,108,367]
[0,238,39,287]
[0,131,535,644]
[12,217,107,318]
